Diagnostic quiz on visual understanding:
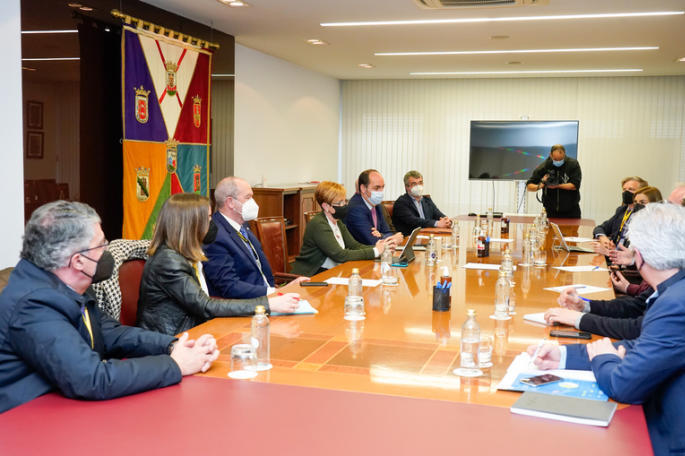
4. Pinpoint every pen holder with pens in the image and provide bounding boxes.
[432,284,451,312]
